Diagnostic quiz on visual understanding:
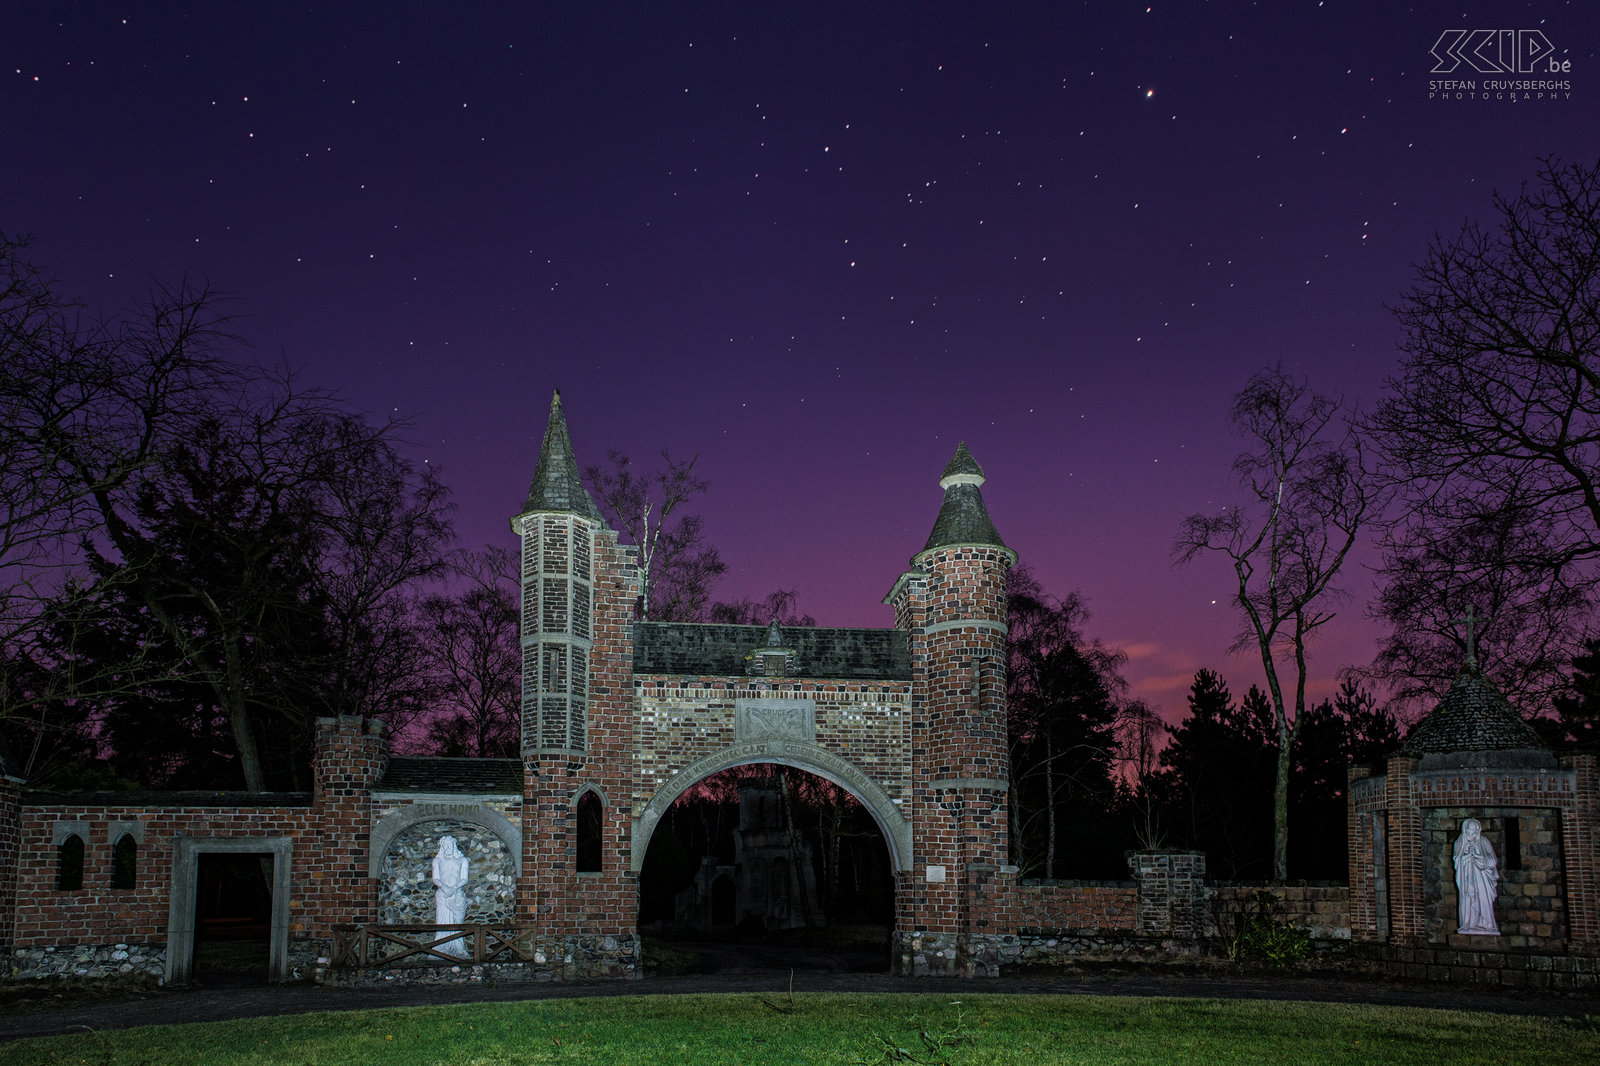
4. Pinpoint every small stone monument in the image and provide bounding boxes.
[432,835,470,957]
